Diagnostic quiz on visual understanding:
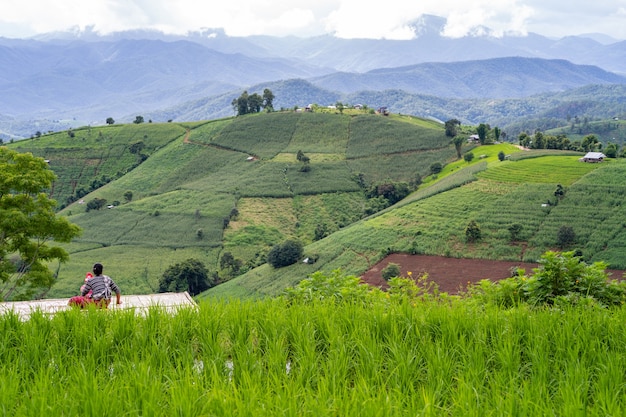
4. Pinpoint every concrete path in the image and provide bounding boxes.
[0,292,196,320]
